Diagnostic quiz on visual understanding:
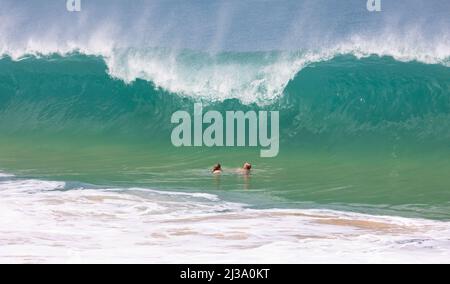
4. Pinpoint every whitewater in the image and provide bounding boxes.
[1,172,450,264]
